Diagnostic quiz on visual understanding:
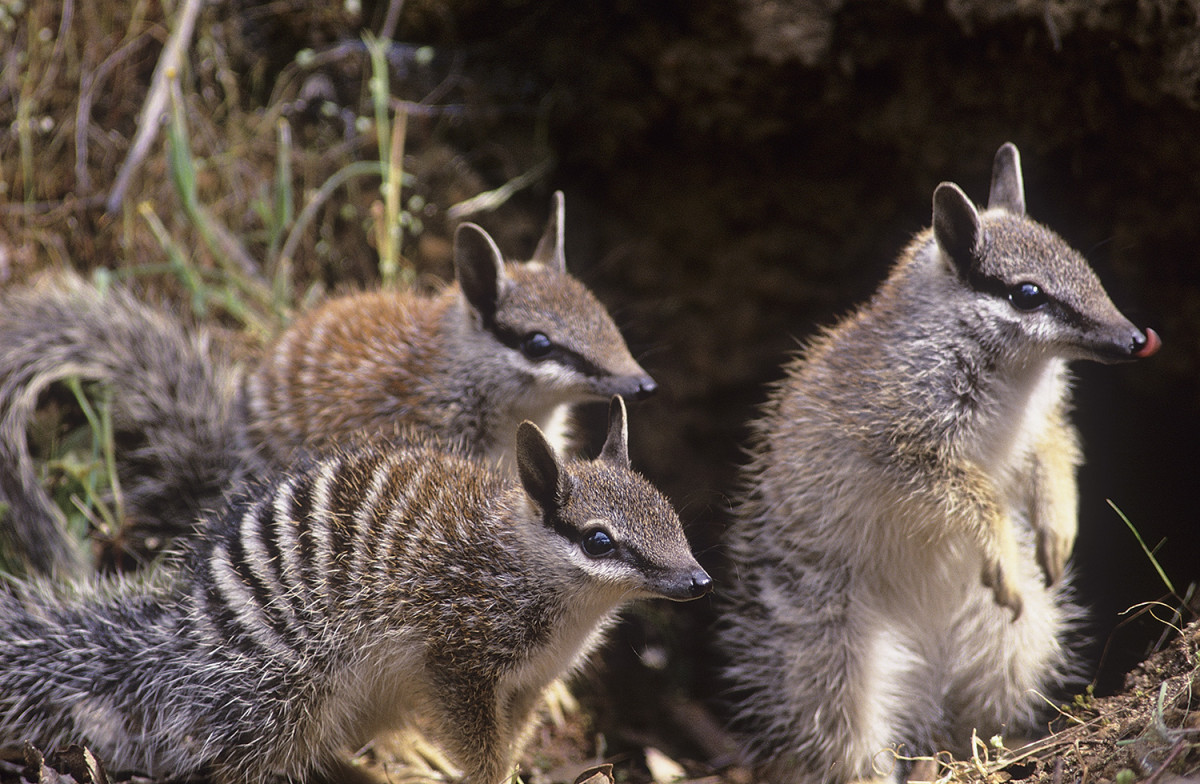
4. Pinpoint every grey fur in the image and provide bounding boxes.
[0,275,245,576]
[0,400,711,784]
[717,143,1158,782]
